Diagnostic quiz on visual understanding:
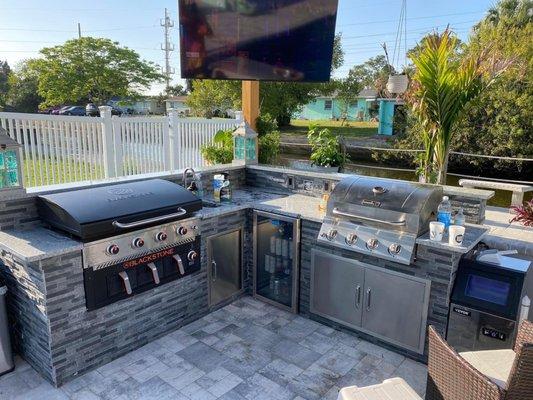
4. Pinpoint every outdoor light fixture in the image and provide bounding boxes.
[233,121,258,165]
[0,127,23,190]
